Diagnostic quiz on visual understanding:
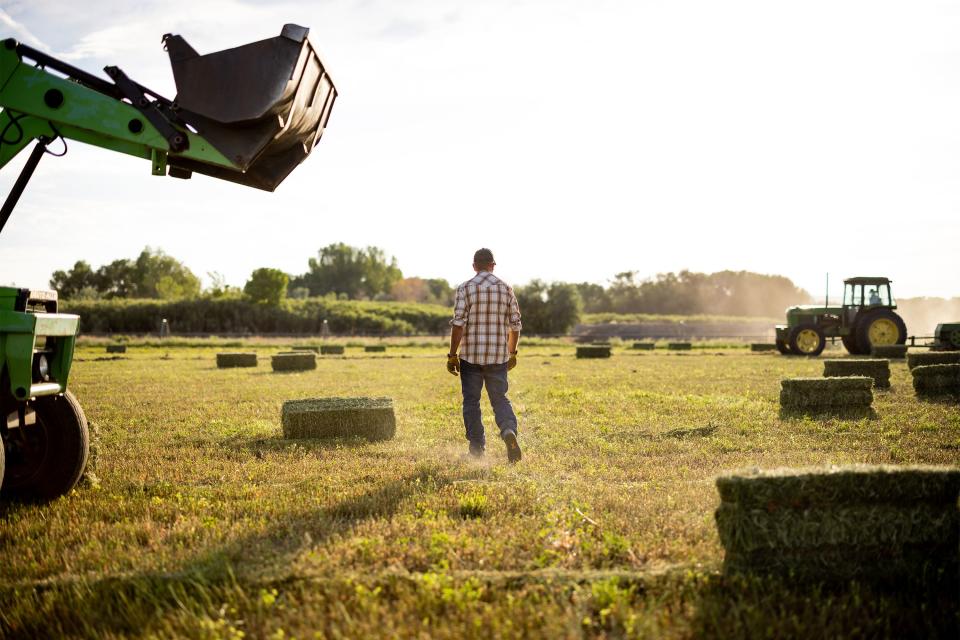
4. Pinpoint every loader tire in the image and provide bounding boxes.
[855,309,907,355]
[1,391,89,502]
